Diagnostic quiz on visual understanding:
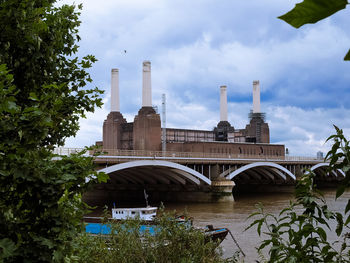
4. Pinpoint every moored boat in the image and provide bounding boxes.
[111,206,157,221]
[84,206,229,245]
[203,225,229,244]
